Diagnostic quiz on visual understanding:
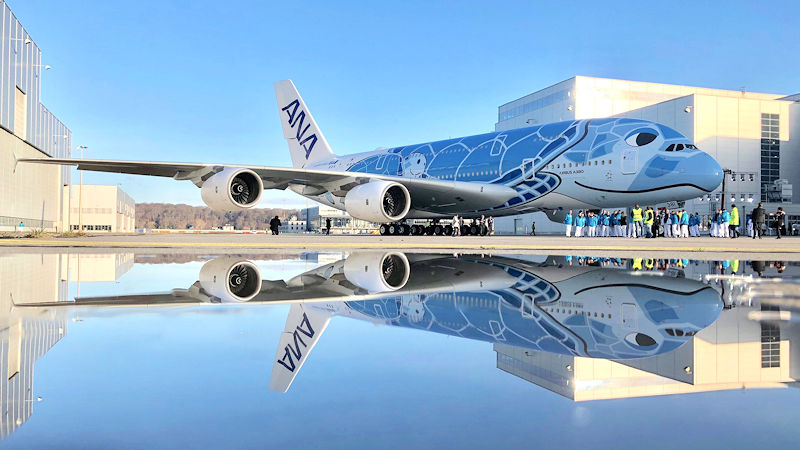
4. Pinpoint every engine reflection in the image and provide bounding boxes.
[4,250,800,439]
